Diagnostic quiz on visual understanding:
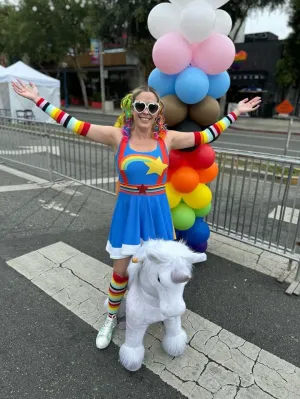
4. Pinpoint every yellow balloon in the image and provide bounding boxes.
[166,182,182,209]
[182,184,212,209]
